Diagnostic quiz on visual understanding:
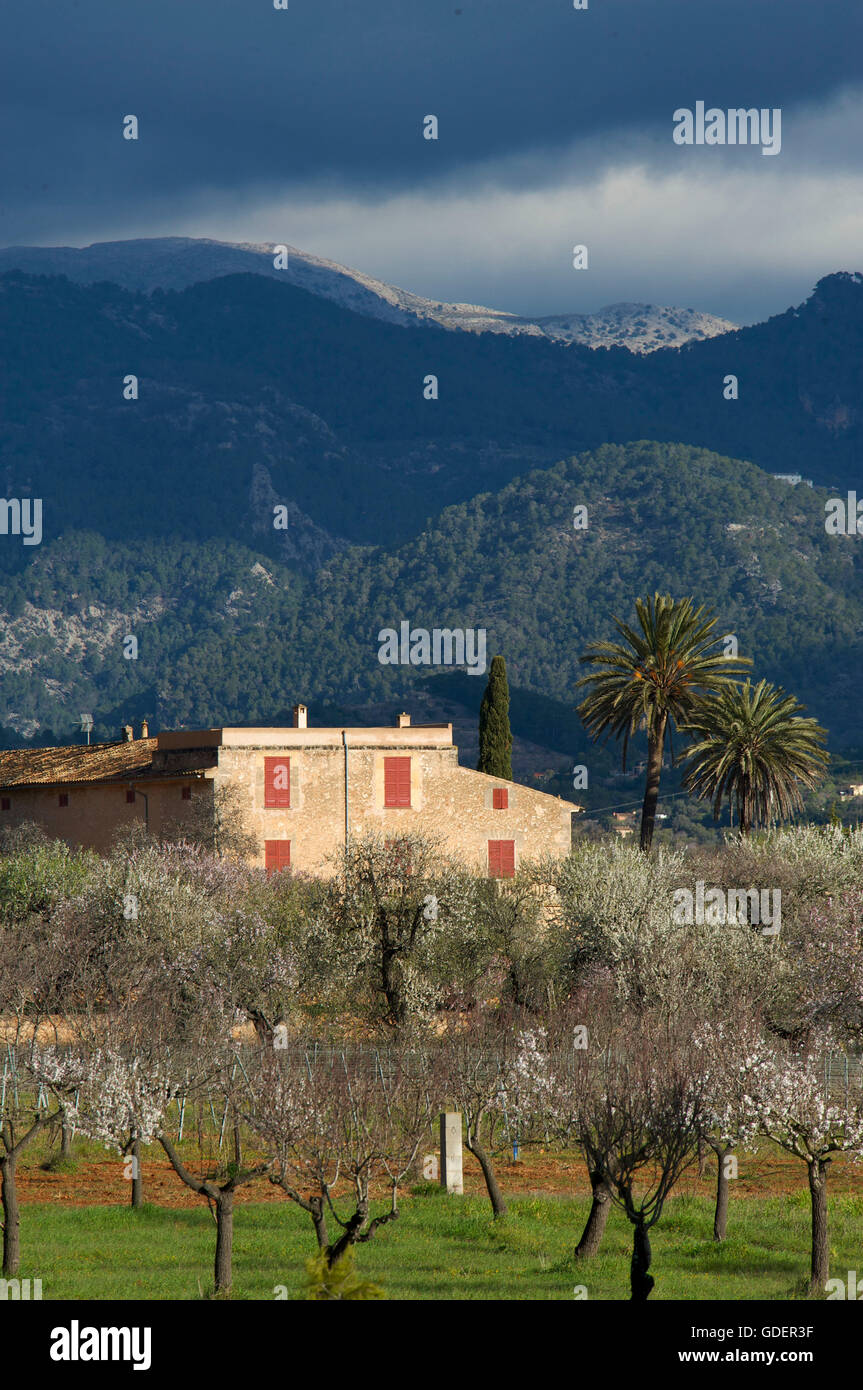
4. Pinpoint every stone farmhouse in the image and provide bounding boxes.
[0,707,577,878]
